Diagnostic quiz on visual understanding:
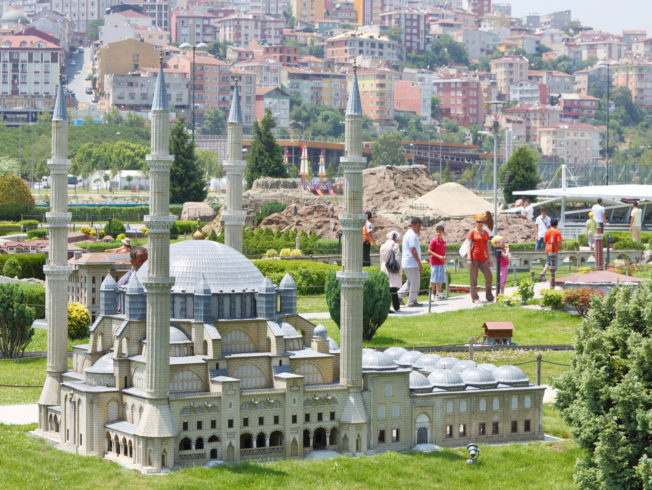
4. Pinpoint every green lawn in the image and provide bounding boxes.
[0,358,49,405]
[320,304,581,348]
[25,329,89,353]
[0,424,580,489]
